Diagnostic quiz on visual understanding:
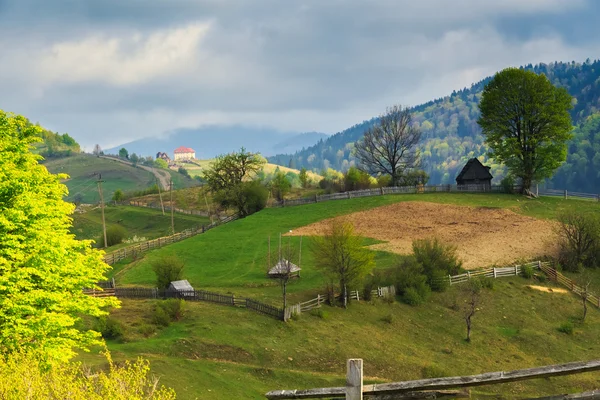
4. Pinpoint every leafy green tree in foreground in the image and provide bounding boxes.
[311,220,375,308]
[478,68,573,193]
[0,110,118,363]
